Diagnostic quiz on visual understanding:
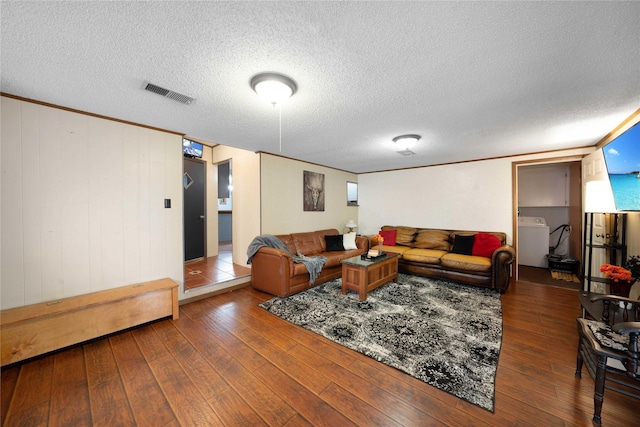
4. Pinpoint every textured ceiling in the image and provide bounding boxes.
[2,1,639,173]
